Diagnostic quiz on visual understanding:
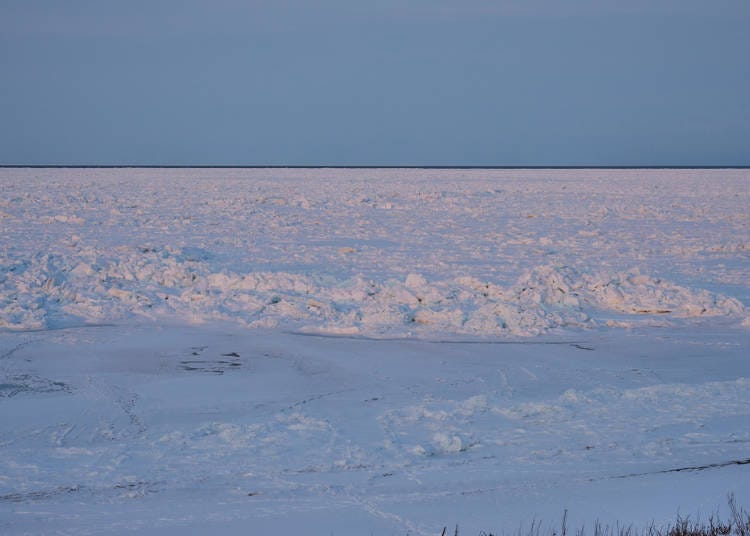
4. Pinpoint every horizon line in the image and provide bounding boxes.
[2,165,750,170]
